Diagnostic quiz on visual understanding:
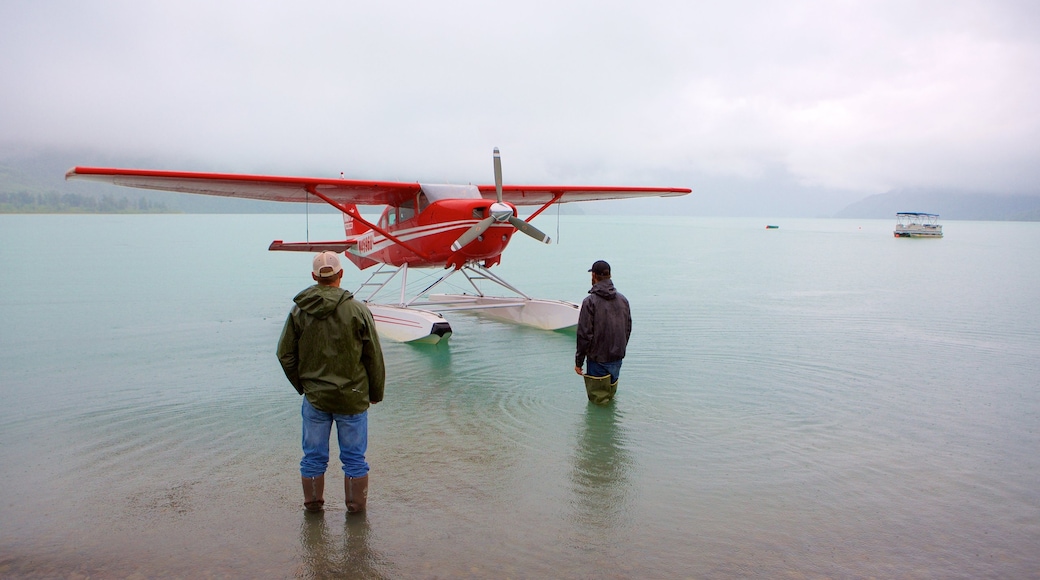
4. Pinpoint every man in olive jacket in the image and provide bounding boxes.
[277,251,385,514]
